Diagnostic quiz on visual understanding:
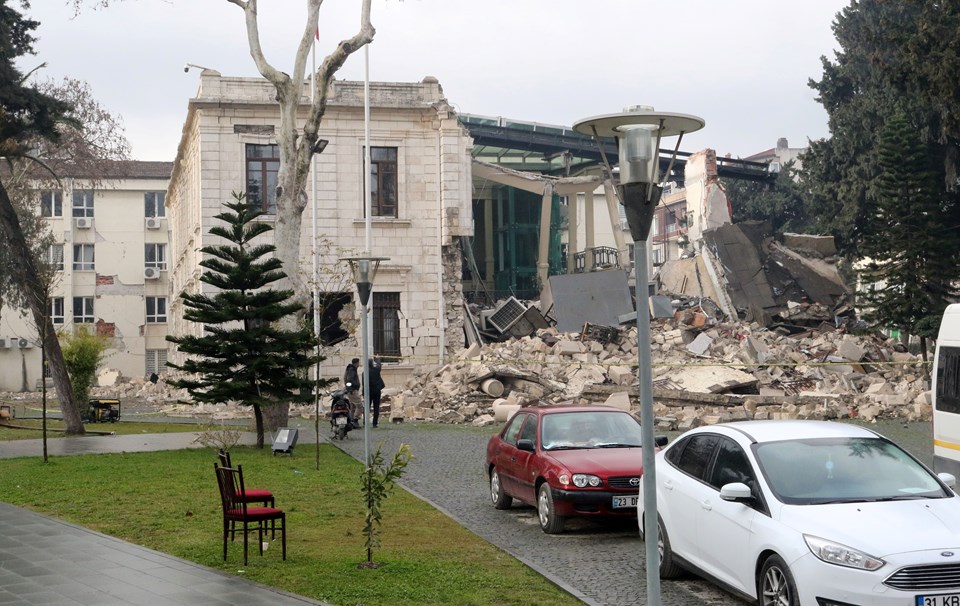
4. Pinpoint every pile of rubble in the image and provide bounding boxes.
[1,311,931,431]
[387,311,931,430]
